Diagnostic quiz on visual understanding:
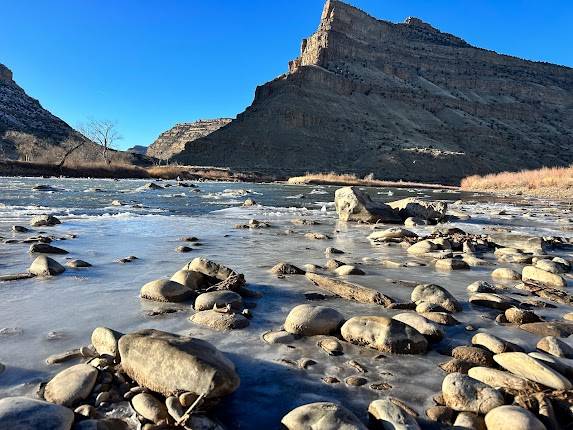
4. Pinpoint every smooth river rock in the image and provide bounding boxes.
[484,405,546,430]
[368,399,420,430]
[284,304,345,336]
[467,367,540,392]
[118,329,240,398]
[194,291,243,311]
[44,364,98,406]
[91,327,123,358]
[140,279,193,303]
[392,312,443,342]
[281,402,368,430]
[170,269,210,290]
[131,393,168,424]
[536,336,573,358]
[493,352,572,390]
[411,284,461,313]
[341,316,428,354]
[0,396,74,430]
[29,256,65,276]
[441,372,504,414]
[30,215,61,227]
[522,266,566,289]
[190,310,250,331]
